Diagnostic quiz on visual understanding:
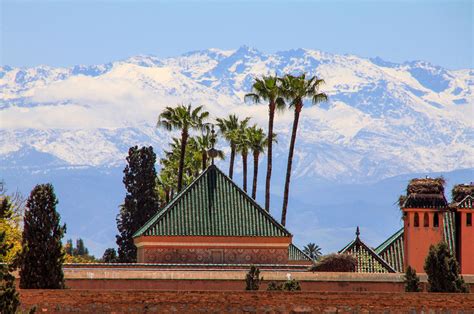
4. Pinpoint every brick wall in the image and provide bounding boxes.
[19,290,474,313]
